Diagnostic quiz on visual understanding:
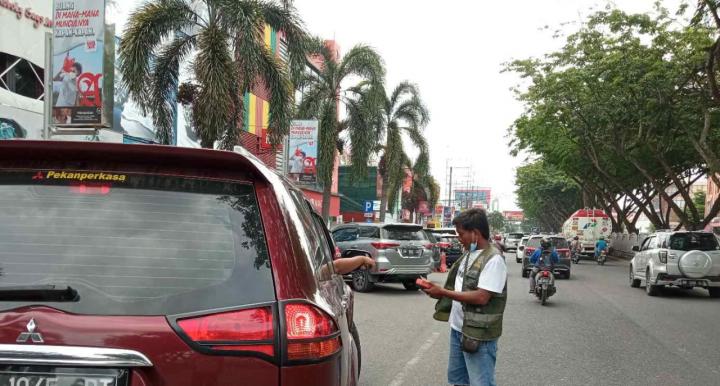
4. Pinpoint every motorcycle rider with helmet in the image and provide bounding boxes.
[595,235,609,260]
[570,236,581,262]
[529,239,559,293]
